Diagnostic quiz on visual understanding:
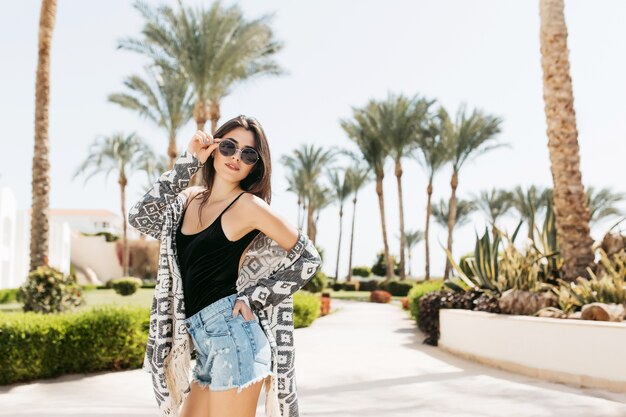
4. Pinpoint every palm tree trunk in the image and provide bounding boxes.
[190,97,209,187]
[444,170,459,279]
[408,249,412,277]
[375,175,393,280]
[30,0,57,272]
[424,179,433,281]
[167,129,177,170]
[193,97,209,131]
[347,195,358,282]
[539,0,594,280]
[334,206,344,280]
[209,99,220,135]
[395,159,406,280]
[307,198,315,244]
[119,173,129,277]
